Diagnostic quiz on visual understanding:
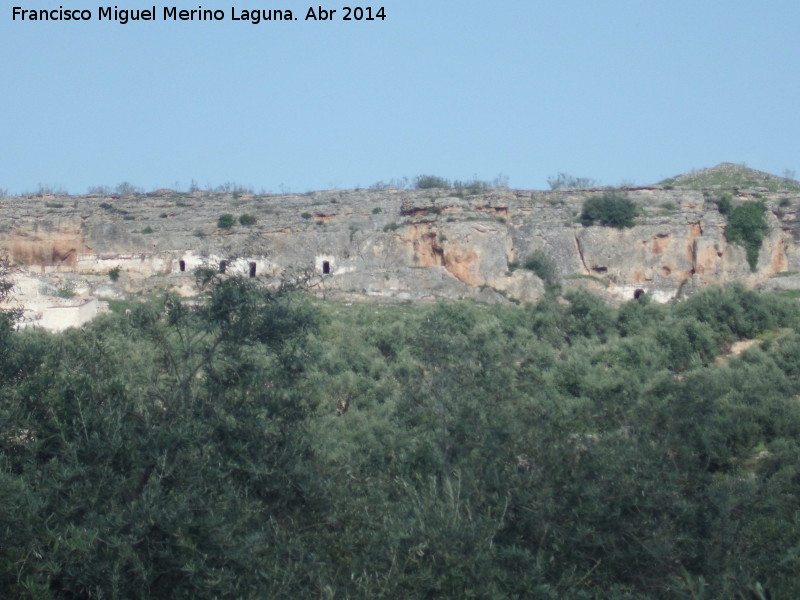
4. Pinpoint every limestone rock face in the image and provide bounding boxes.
[2,186,799,314]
